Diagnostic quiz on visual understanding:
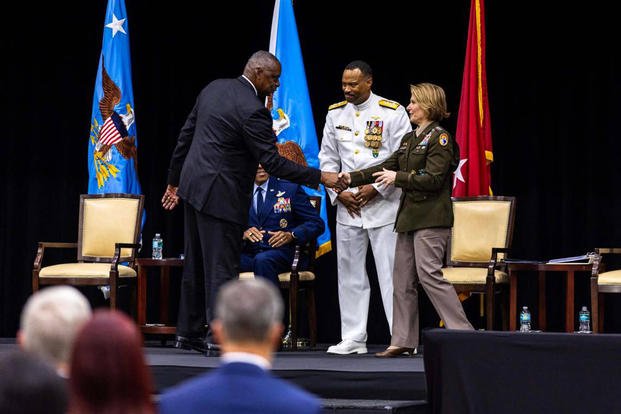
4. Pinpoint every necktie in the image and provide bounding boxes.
[255,187,265,216]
